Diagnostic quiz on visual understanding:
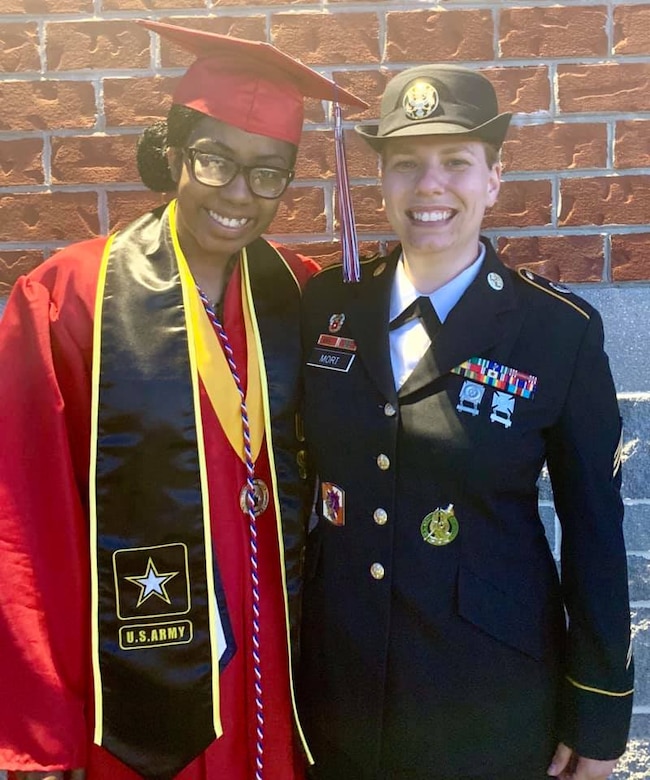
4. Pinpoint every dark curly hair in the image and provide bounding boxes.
[136,105,207,192]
